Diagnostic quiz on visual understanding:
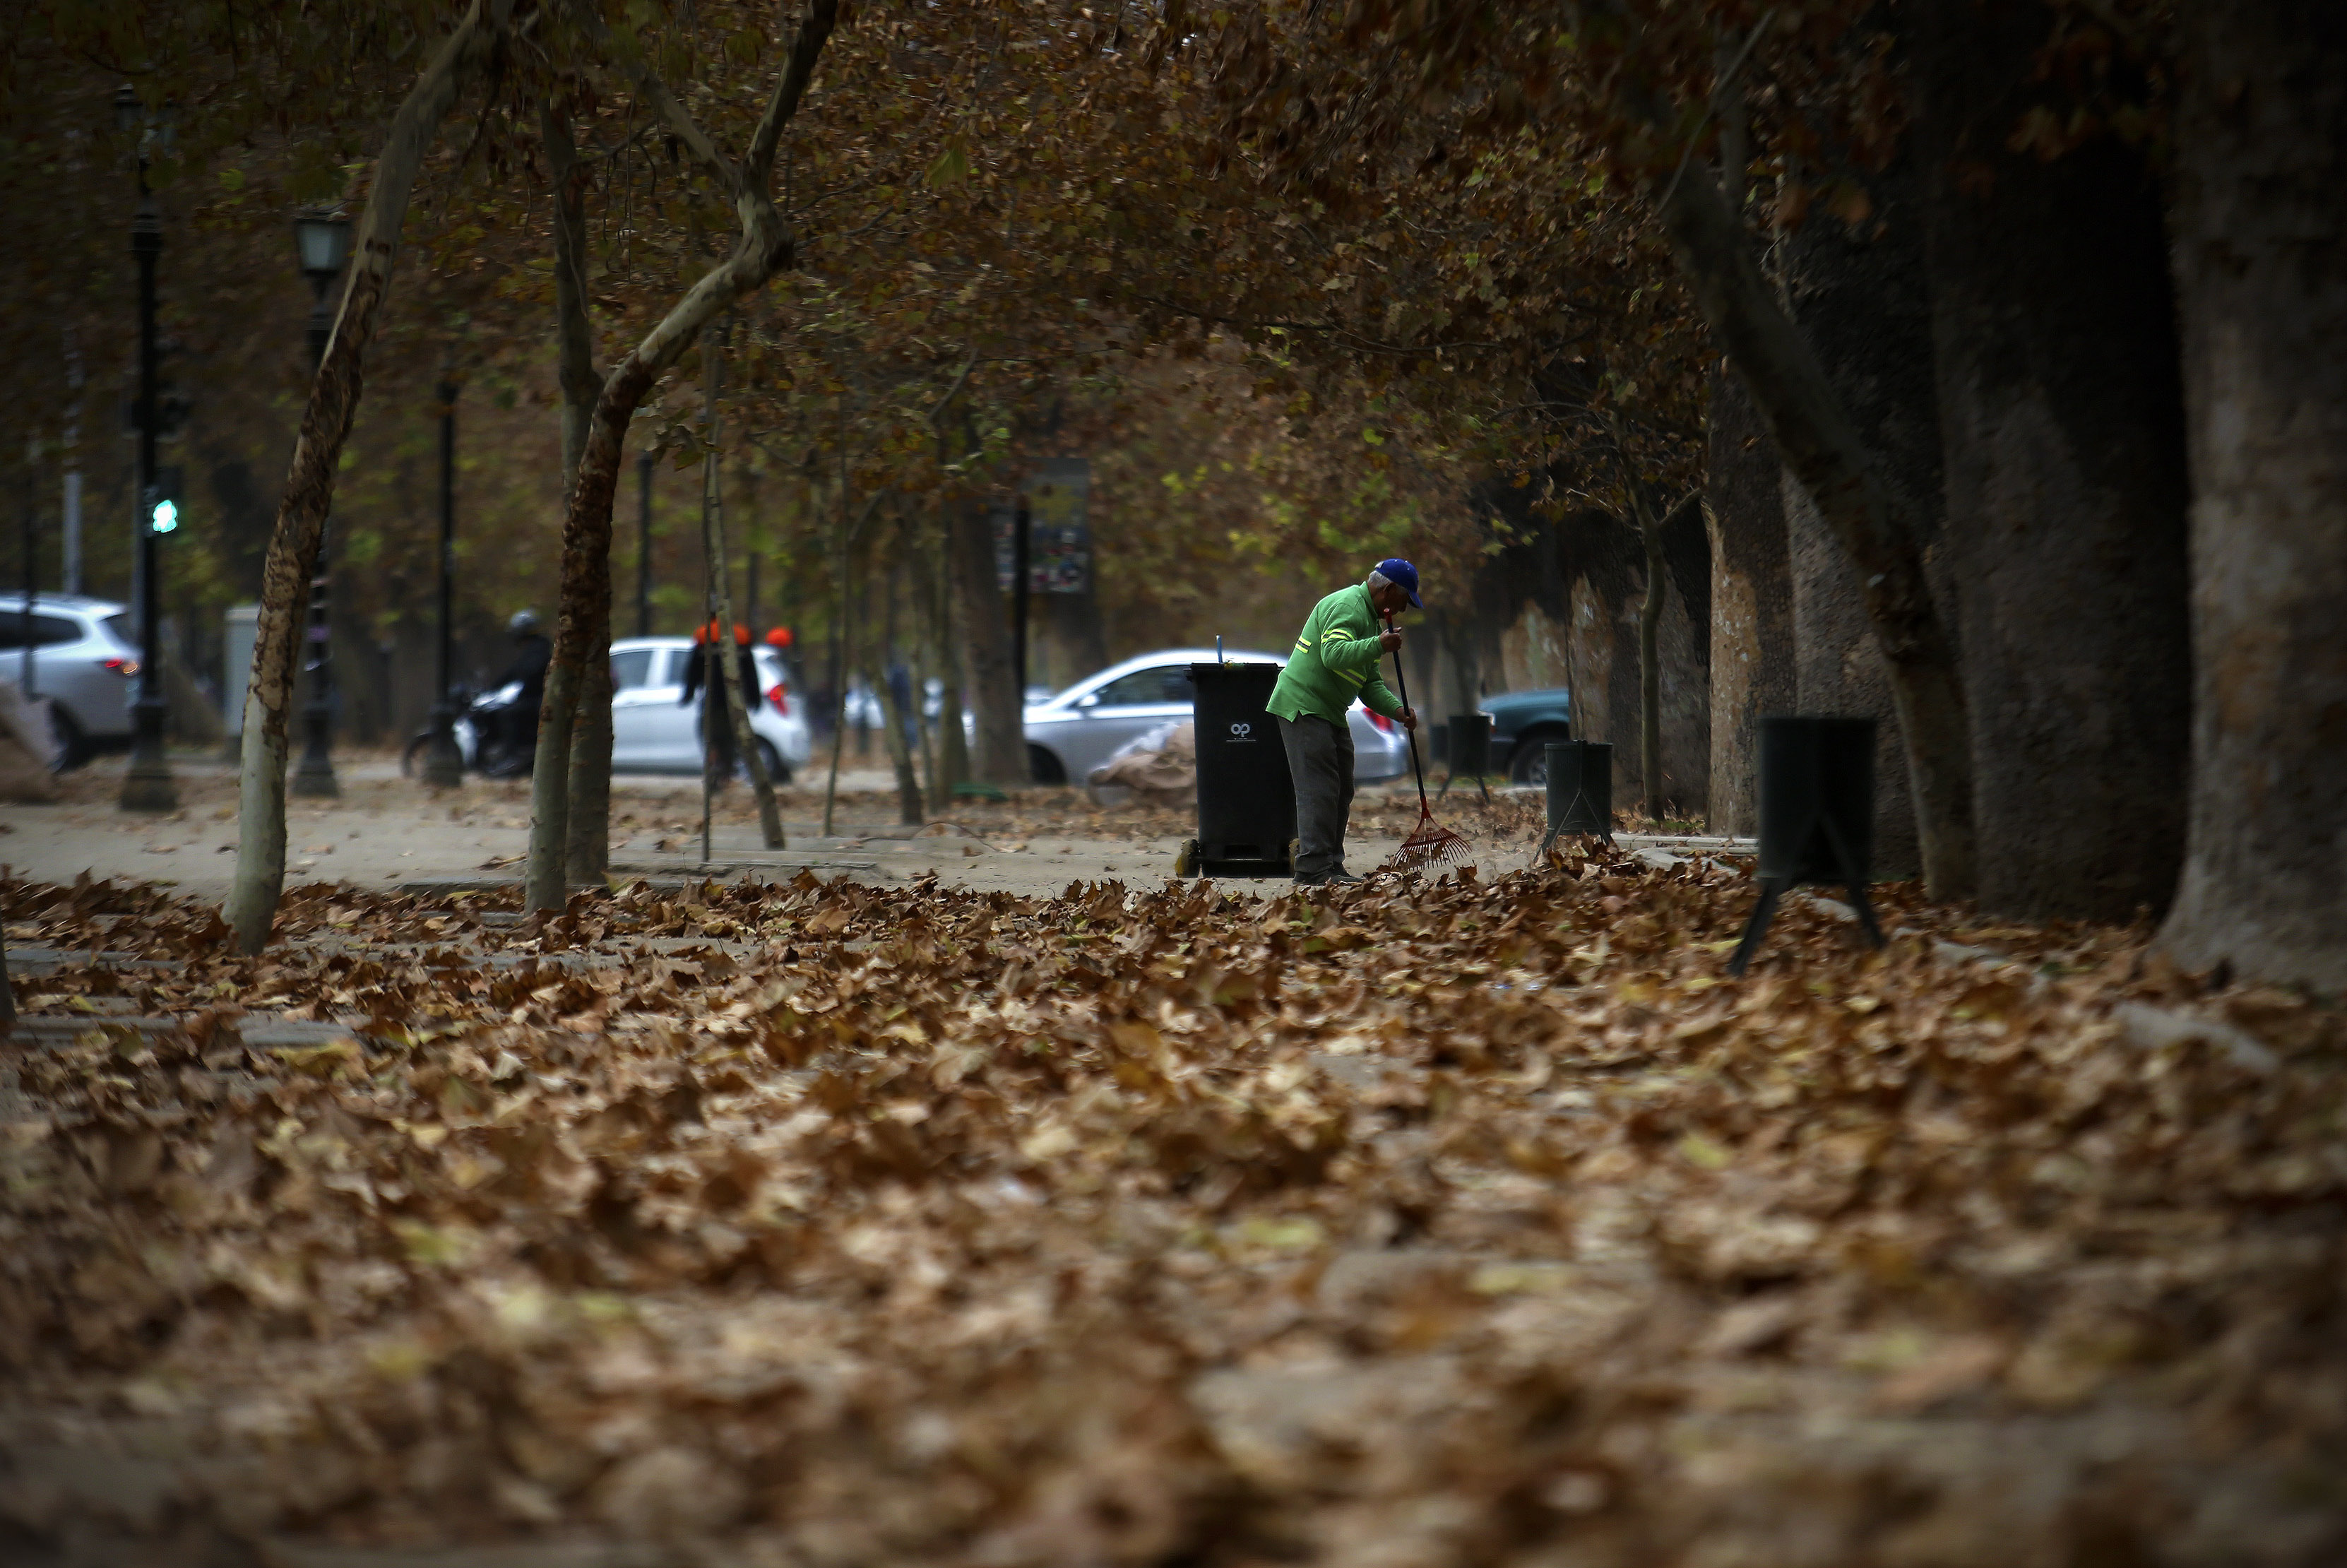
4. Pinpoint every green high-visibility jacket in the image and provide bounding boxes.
[1266,584,1406,727]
